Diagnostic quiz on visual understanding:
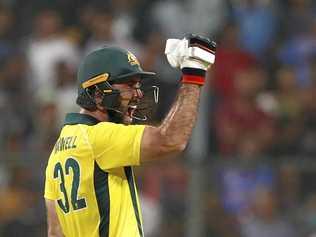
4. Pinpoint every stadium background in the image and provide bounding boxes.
[1,0,316,236]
